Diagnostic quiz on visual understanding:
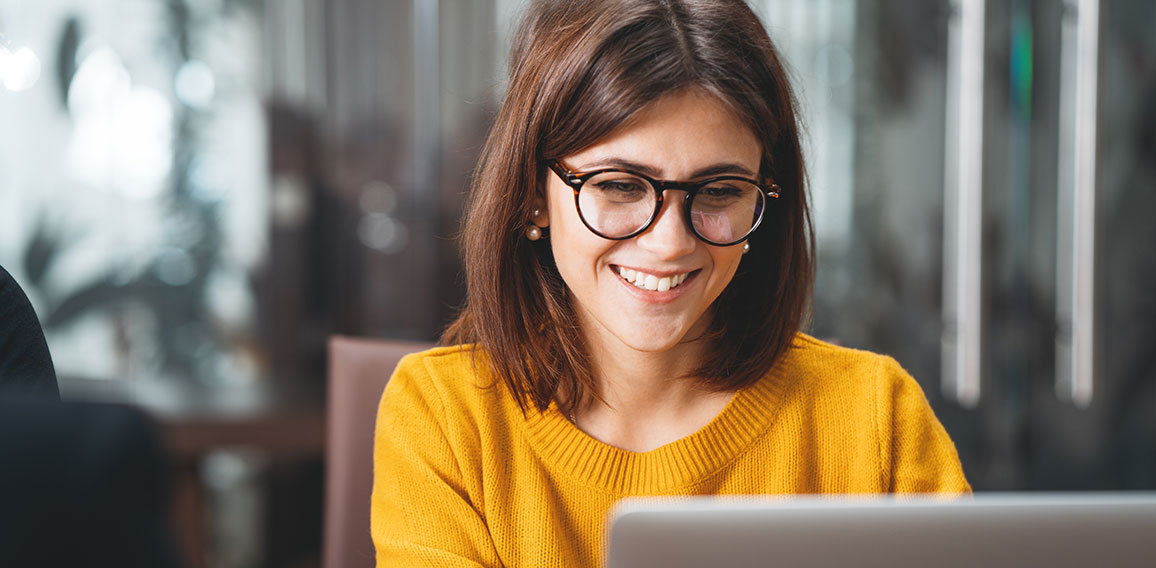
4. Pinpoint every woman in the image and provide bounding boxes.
[371,1,969,566]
